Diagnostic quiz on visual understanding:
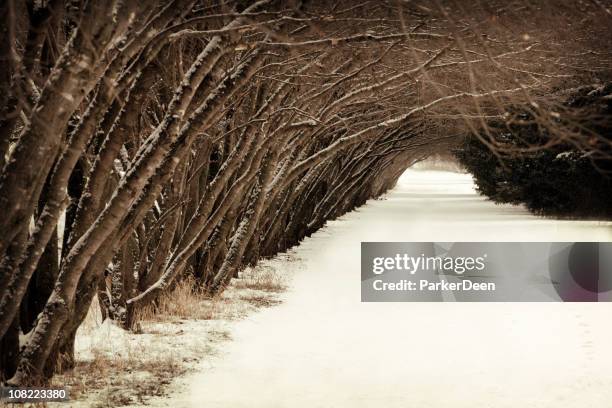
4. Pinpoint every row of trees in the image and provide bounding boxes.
[0,0,610,384]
